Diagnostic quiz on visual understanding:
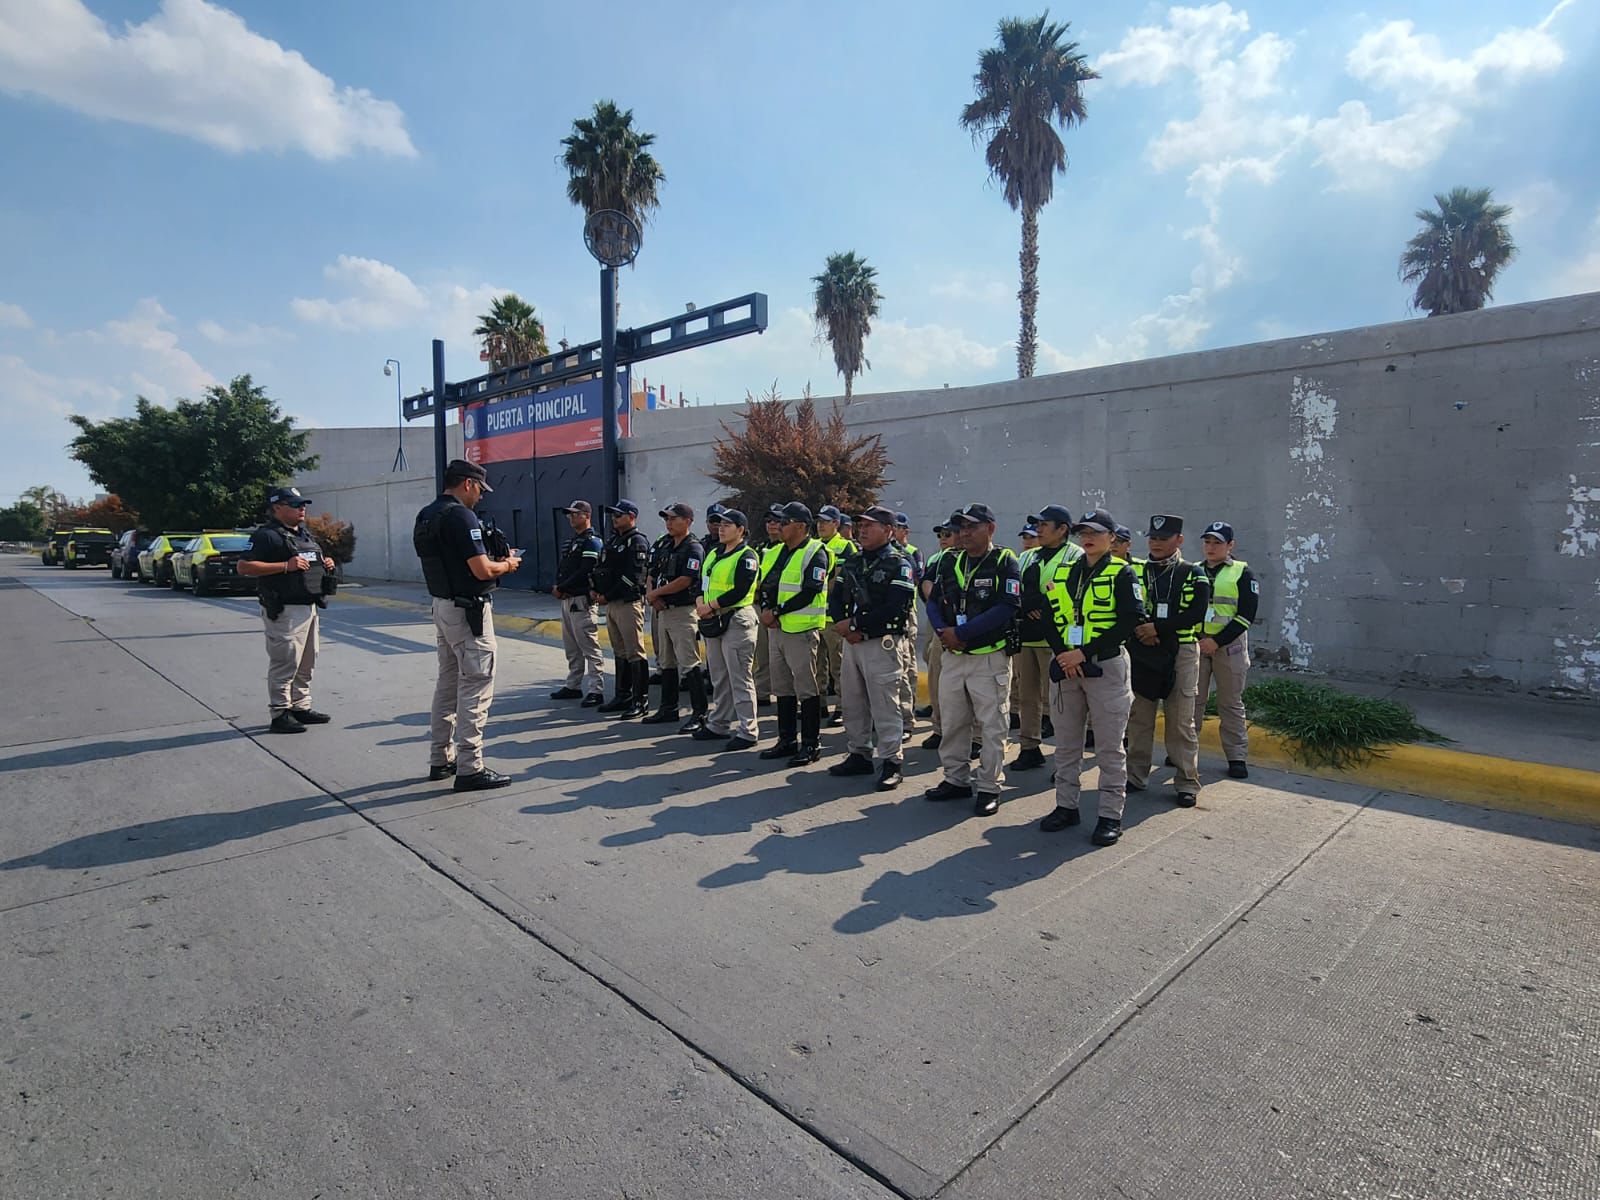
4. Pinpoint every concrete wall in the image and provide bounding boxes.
[622,293,1600,698]
[294,425,461,583]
